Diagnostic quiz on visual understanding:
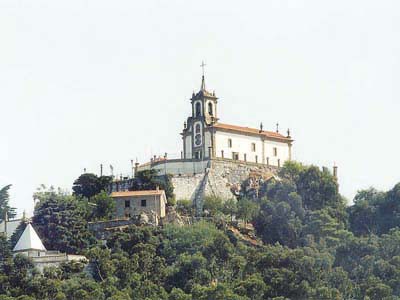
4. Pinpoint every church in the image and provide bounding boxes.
[137,73,293,176]
[182,75,292,165]
[136,70,294,209]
